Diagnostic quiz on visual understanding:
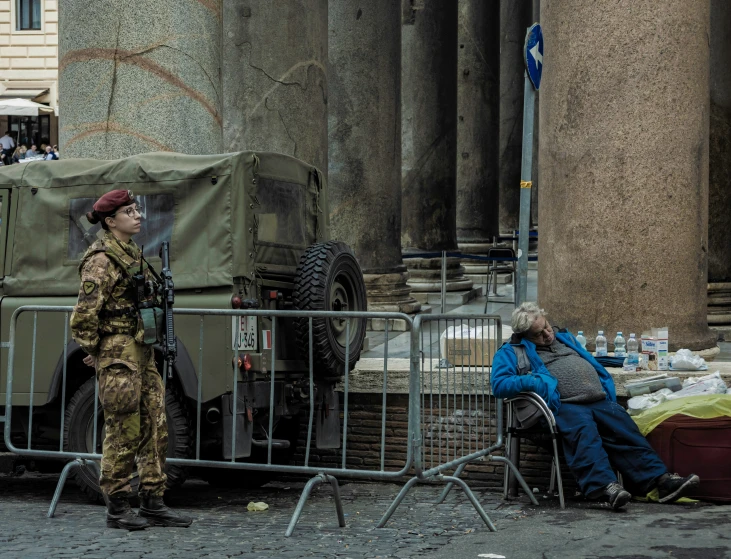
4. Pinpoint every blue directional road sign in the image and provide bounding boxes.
[524,23,543,90]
